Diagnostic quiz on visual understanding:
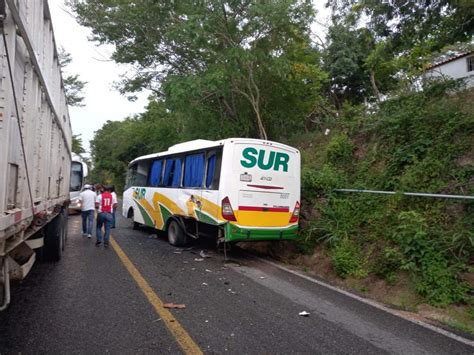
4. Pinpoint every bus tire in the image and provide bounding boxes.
[167,219,187,246]
[43,214,64,262]
[128,208,140,230]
